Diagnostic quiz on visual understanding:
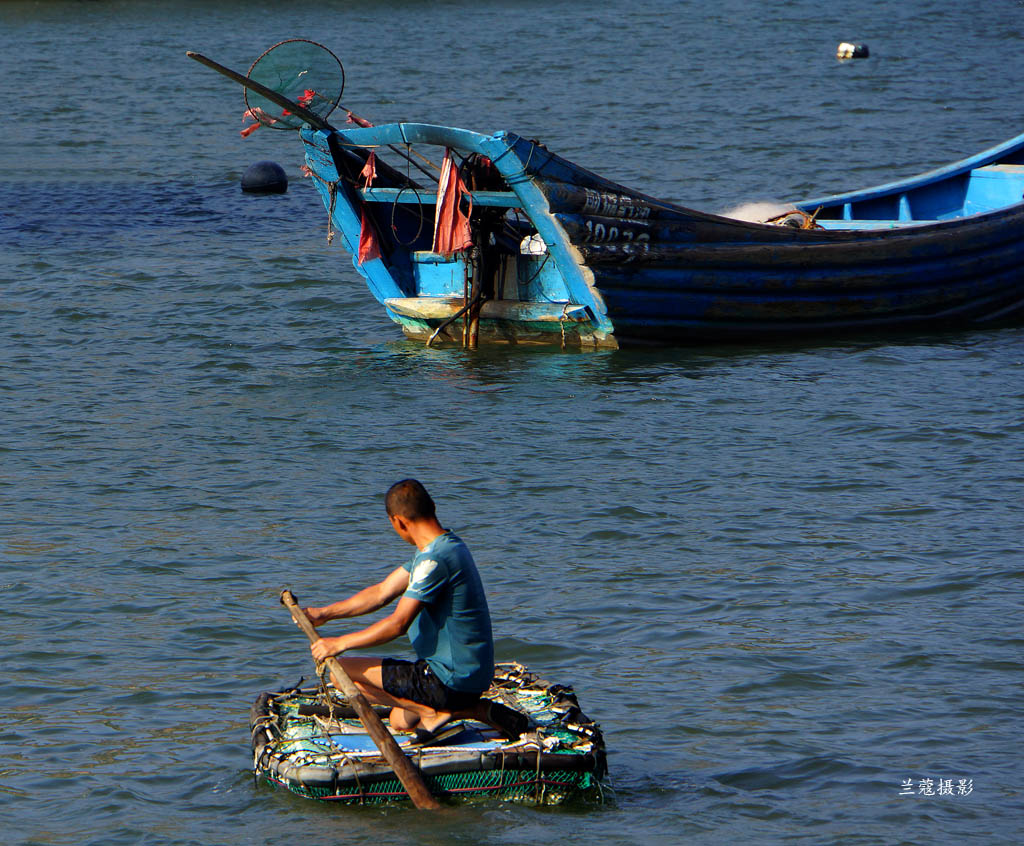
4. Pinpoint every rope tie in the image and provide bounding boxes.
[559,303,571,349]
[327,182,338,244]
[312,664,371,800]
